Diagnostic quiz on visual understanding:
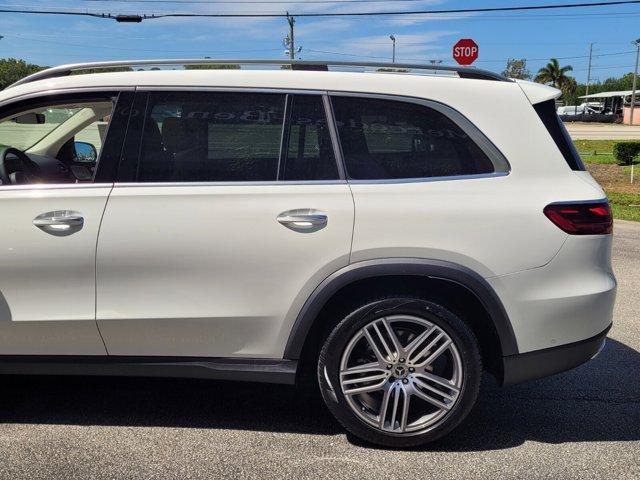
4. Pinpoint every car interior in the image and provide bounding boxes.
[332,97,496,179]
[0,100,115,185]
